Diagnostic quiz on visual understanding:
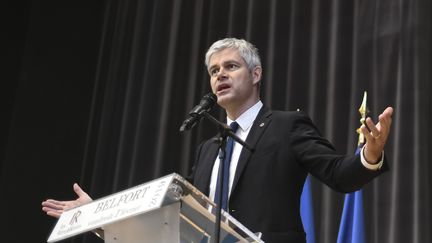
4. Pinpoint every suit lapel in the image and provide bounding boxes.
[194,139,219,194]
[231,107,272,194]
